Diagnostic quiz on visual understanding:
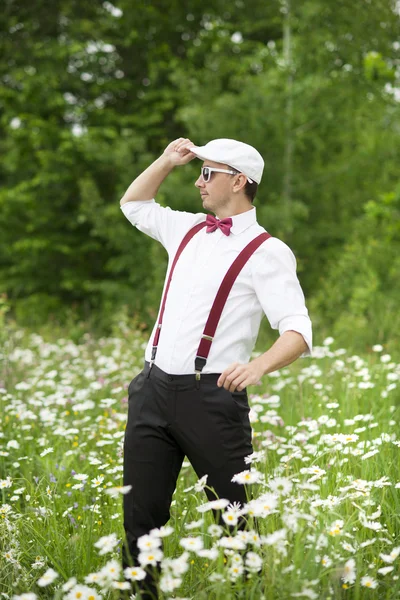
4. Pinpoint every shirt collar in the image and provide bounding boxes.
[228,206,257,235]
